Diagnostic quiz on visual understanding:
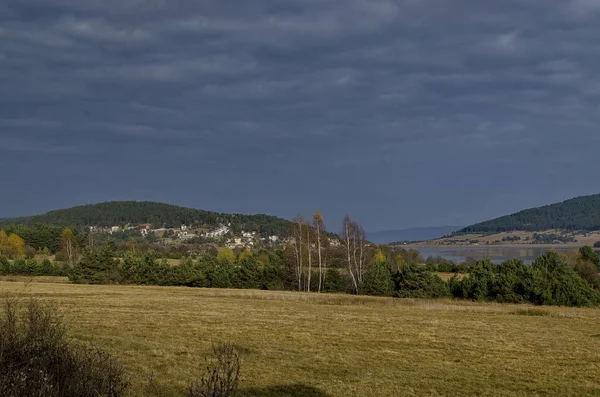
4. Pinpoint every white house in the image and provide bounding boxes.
[179,233,199,240]
[205,225,230,238]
